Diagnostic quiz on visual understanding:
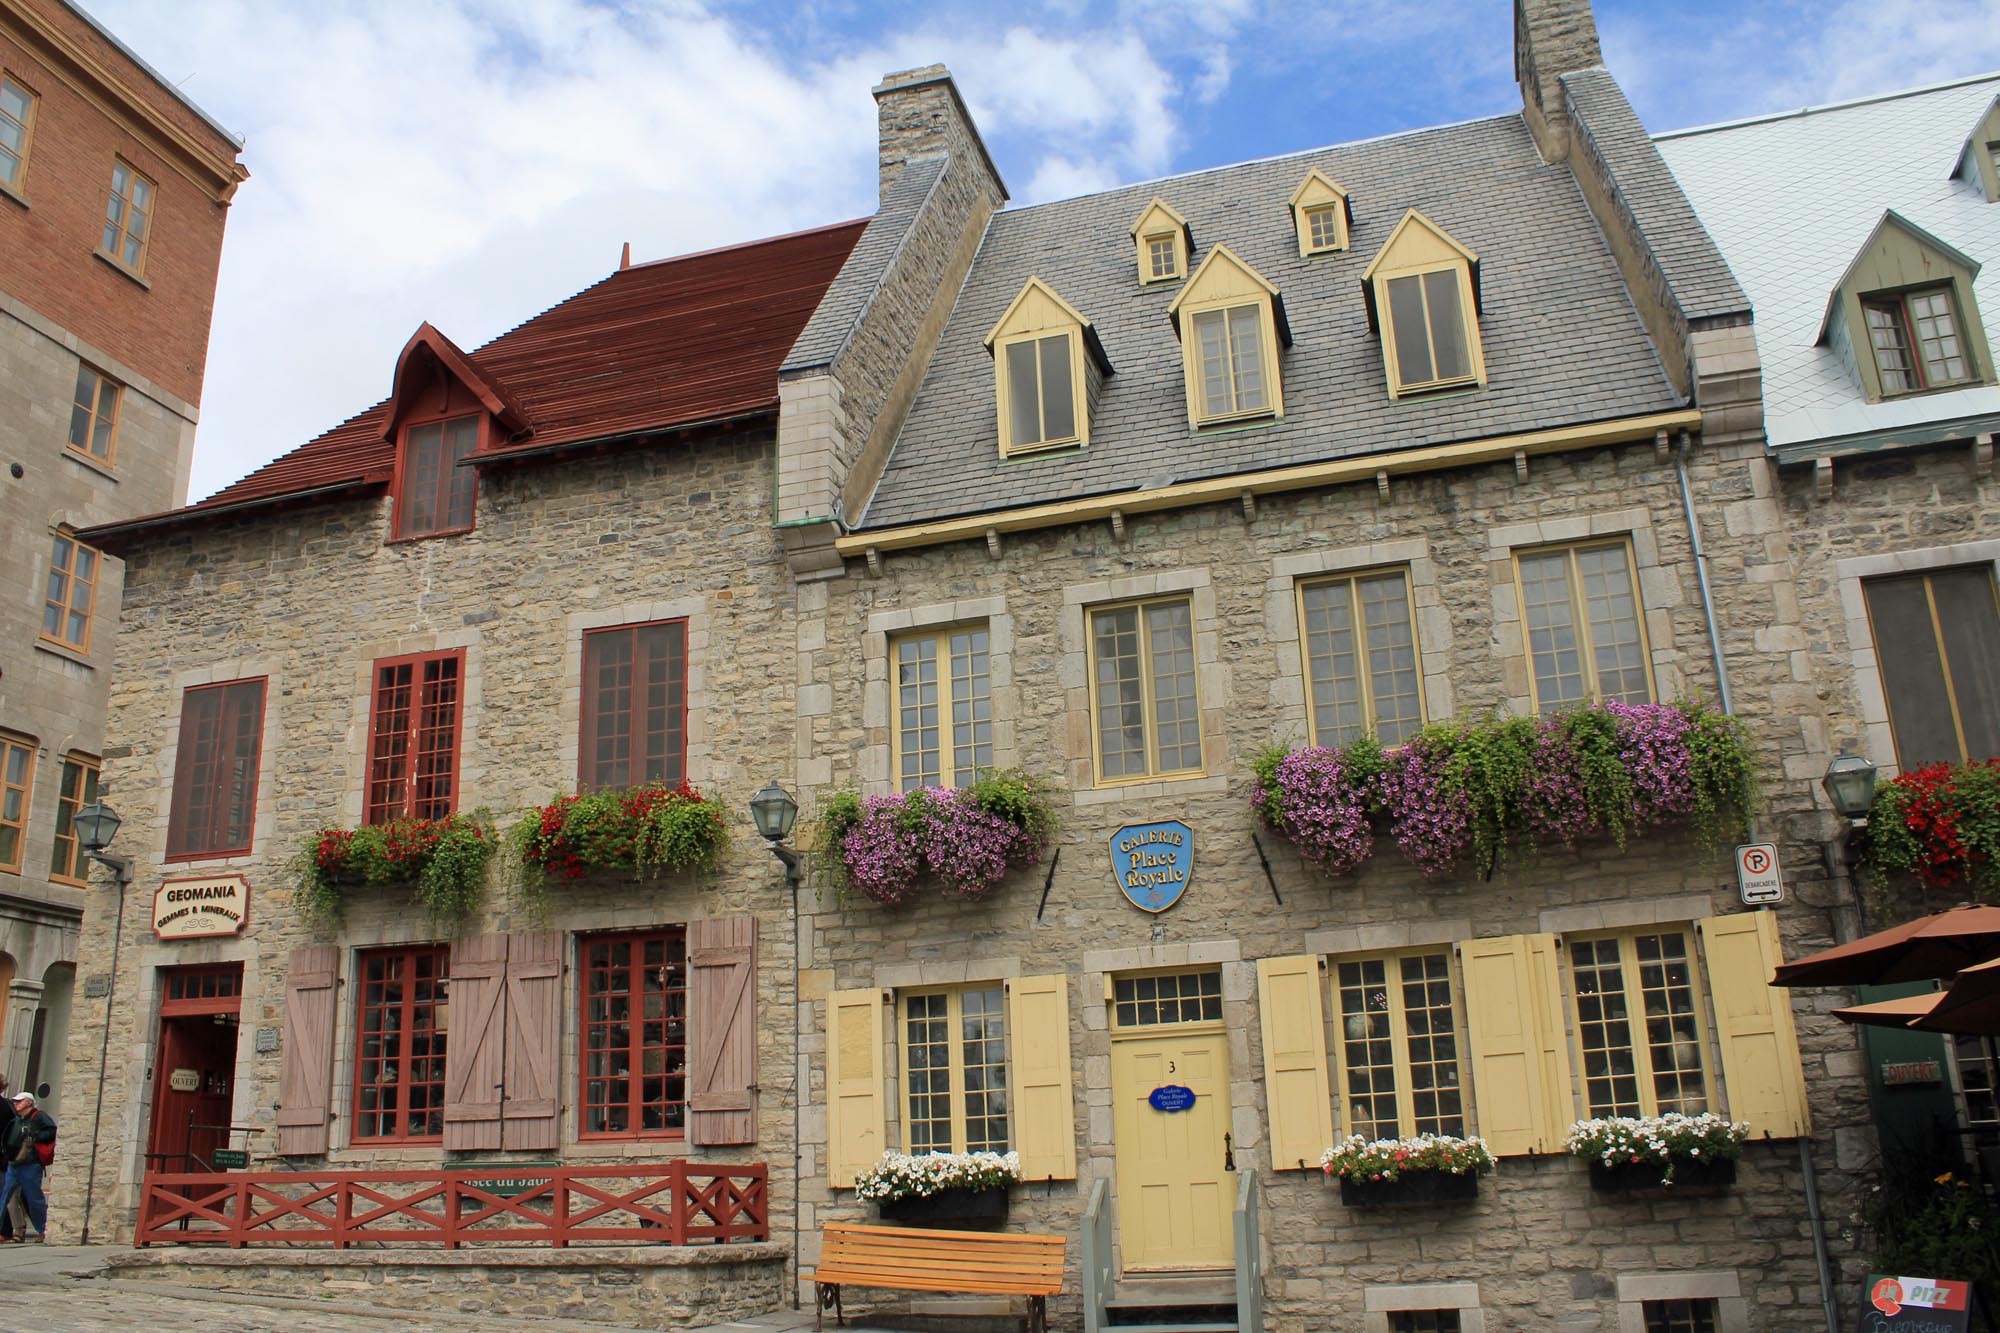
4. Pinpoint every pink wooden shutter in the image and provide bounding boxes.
[500,932,562,1151]
[688,915,757,1145]
[276,946,339,1156]
[442,934,507,1152]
